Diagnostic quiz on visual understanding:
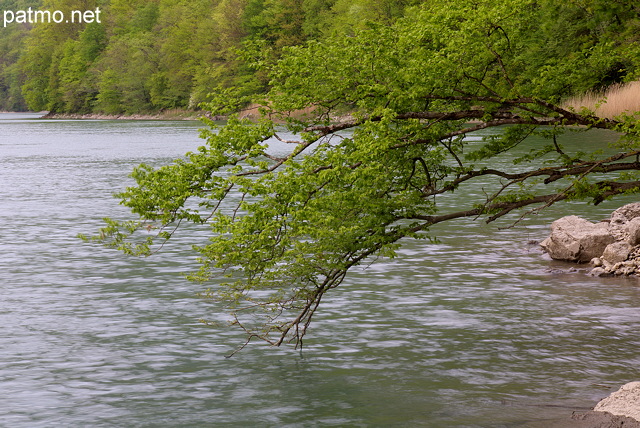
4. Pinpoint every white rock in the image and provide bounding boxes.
[610,202,640,241]
[594,381,640,422]
[628,217,640,246]
[602,241,634,265]
[540,215,615,262]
